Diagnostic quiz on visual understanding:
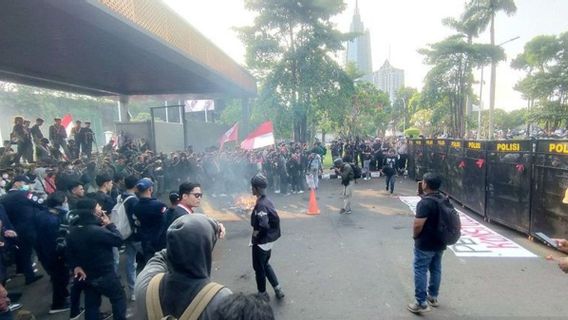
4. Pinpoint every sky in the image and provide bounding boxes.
[163,0,568,111]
